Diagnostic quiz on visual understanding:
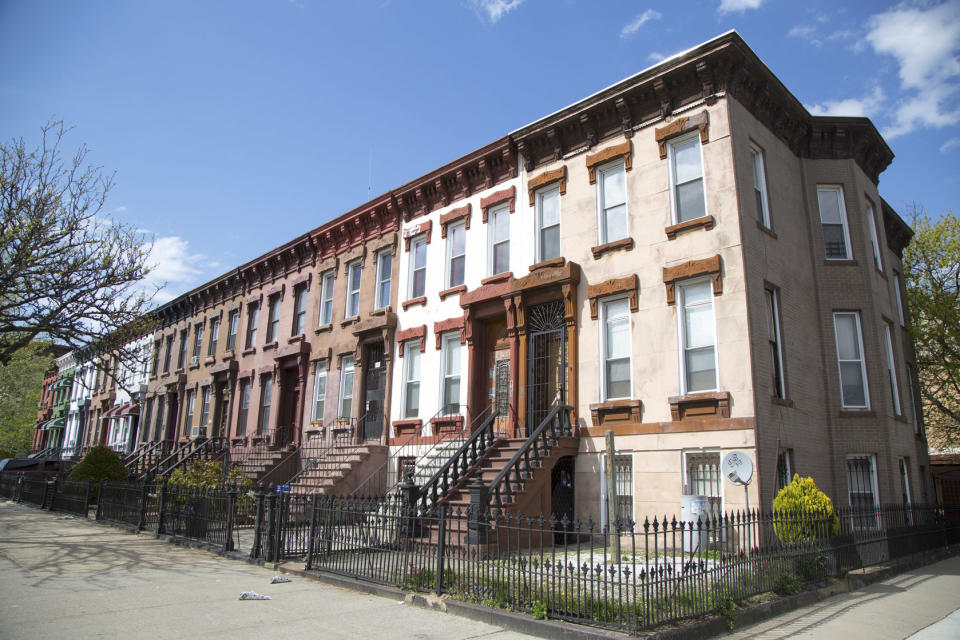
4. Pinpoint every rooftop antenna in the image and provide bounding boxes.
[367,150,373,199]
